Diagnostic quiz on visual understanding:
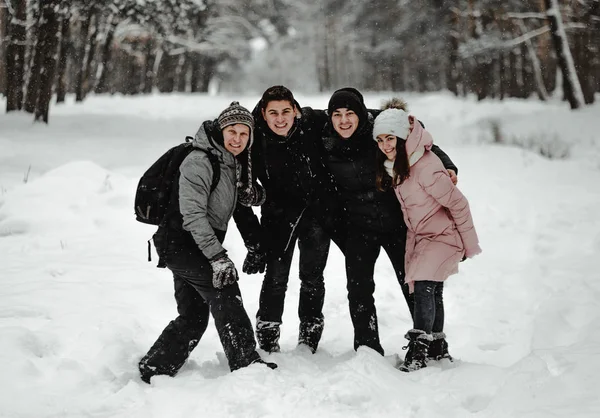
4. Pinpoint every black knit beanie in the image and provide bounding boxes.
[327,87,368,124]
